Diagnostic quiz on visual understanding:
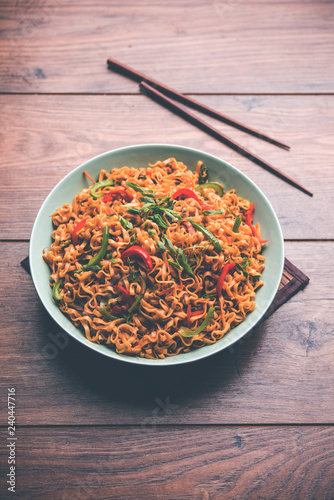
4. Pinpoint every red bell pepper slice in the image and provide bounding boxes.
[244,203,268,245]
[158,285,175,296]
[101,190,133,203]
[113,285,133,305]
[217,262,236,297]
[72,218,88,245]
[108,285,134,315]
[182,220,195,234]
[187,304,205,328]
[172,188,213,211]
[121,245,153,272]
[109,305,126,315]
[190,309,205,317]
